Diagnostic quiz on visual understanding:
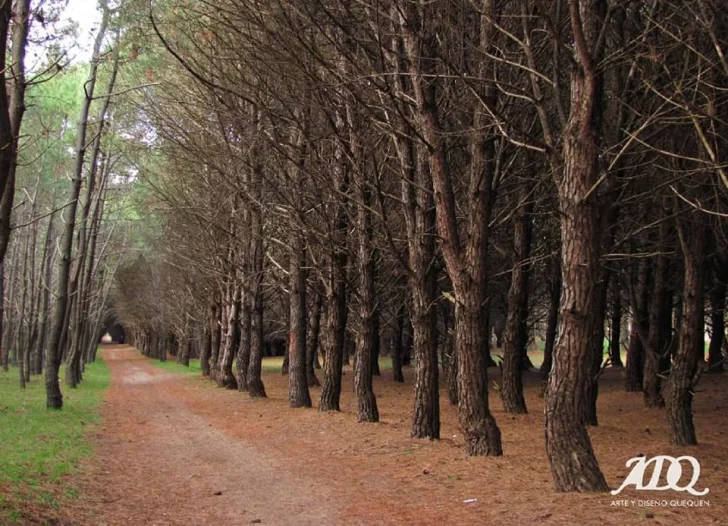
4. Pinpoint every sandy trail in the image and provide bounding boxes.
[82,345,342,525]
